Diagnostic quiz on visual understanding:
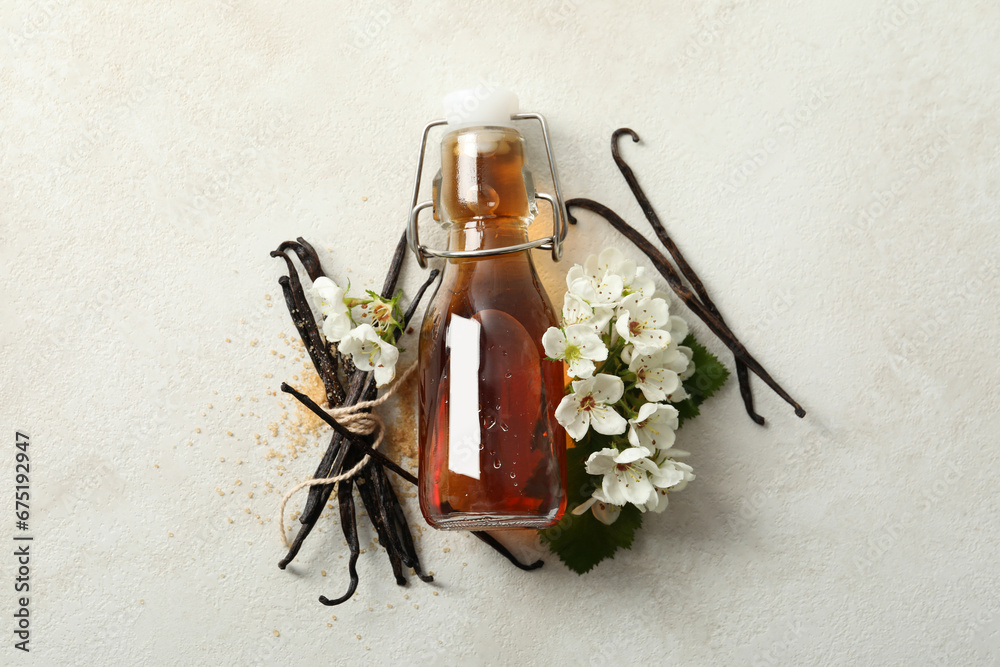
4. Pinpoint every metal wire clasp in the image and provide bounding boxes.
[406,113,569,269]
